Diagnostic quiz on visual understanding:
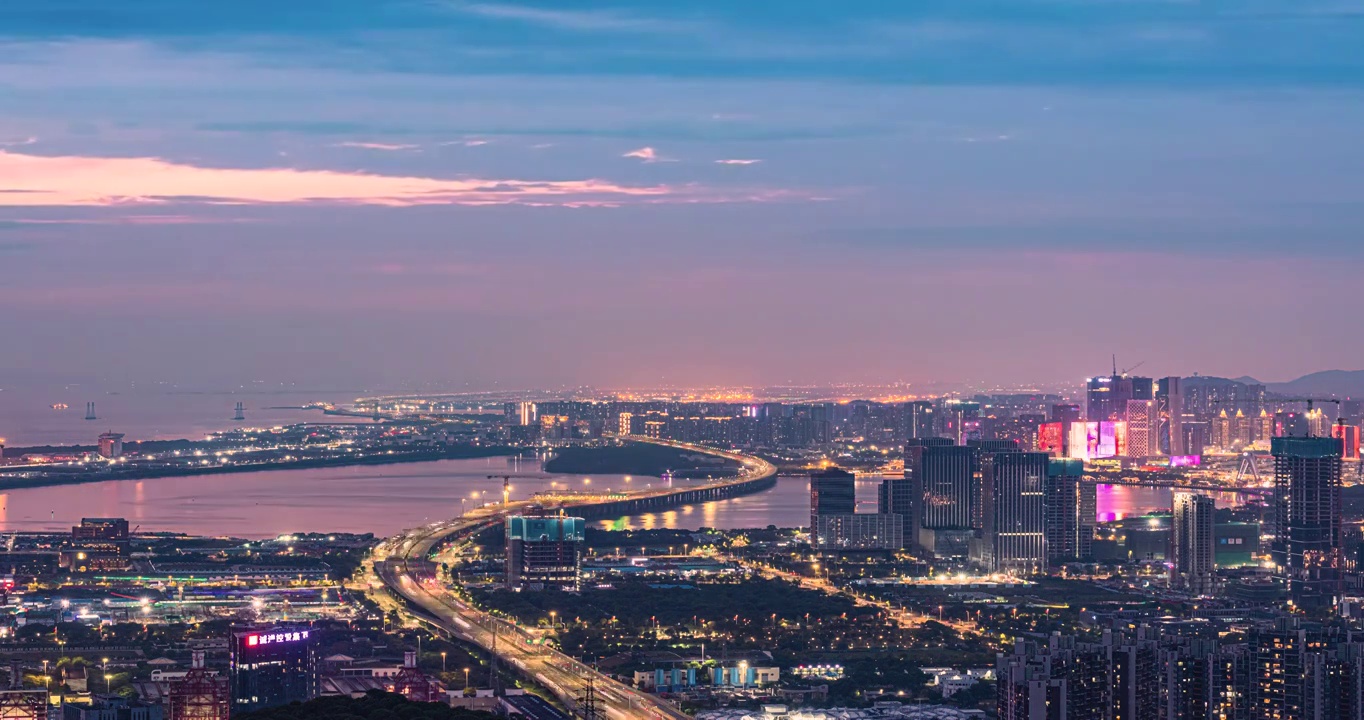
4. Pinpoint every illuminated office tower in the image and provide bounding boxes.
[1171,493,1216,596]
[1156,377,1183,455]
[809,468,856,546]
[1124,399,1158,457]
[1087,373,1153,424]
[903,440,976,556]
[982,451,1049,575]
[902,401,935,440]
[230,628,317,713]
[1271,436,1343,609]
